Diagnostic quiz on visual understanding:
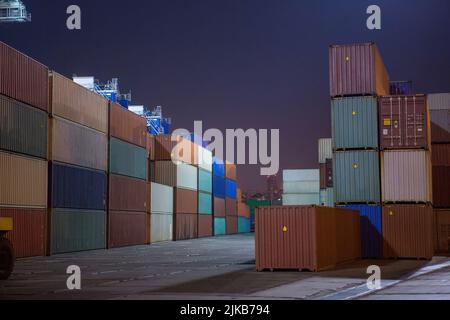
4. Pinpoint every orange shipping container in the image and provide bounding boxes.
[255,206,361,272]
[236,188,242,203]
[154,135,197,165]
[225,161,237,180]
[109,102,147,148]
[174,188,198,214]
[237,202,250,218]
[214,197,226,217]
